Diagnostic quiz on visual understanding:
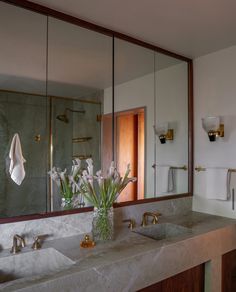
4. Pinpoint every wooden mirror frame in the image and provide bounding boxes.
[0,0,193,224]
